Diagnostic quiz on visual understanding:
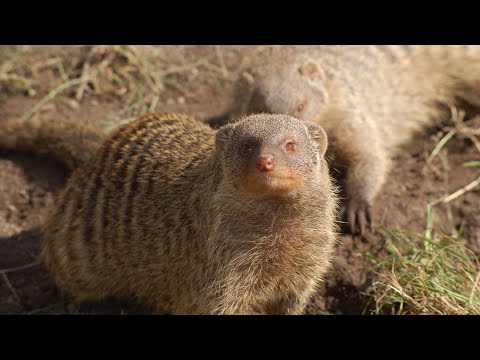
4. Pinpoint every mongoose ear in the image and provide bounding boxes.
[298,59,325,80]
[236,70,256,97]
[240,70,255,87]
[231,70,258,116]
[215,124,235,153]
[304,121,328,156]
[298,60,328,98]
